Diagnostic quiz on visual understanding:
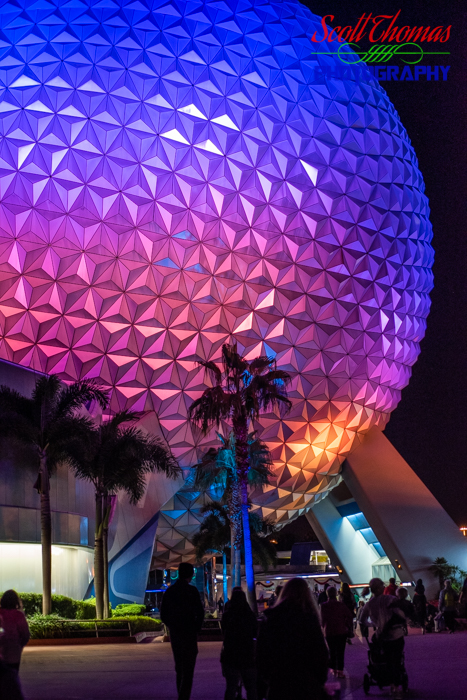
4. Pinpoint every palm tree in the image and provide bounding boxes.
[193,502,277,604]
[249,511,277,572]
[189,343,291,611]
[194,435,241,589]
[0,375,108,614]
[192,501,230,603]
[194,431,274,591]
[429,557,457,592]
[69,410,180,618]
